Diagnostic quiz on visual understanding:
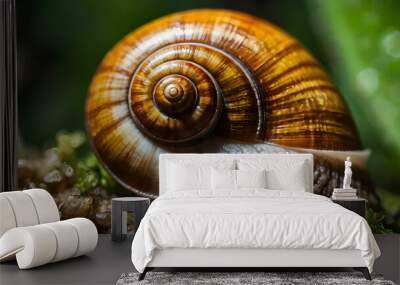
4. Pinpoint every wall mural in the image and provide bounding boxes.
[86,9,378,205]
[17,1,400,234]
